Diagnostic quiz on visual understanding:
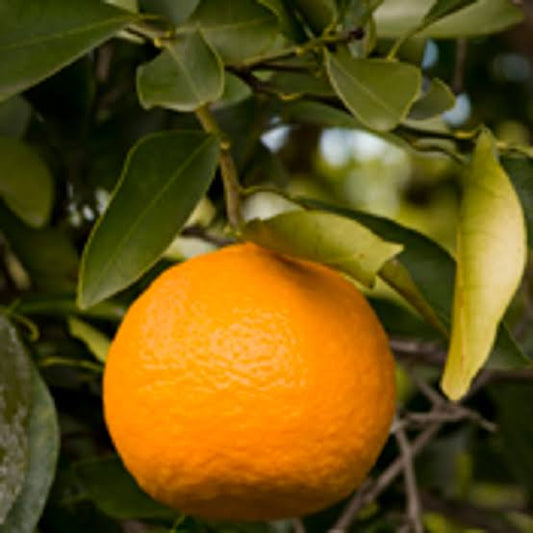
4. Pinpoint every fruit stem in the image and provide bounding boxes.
[195,105,244,232]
